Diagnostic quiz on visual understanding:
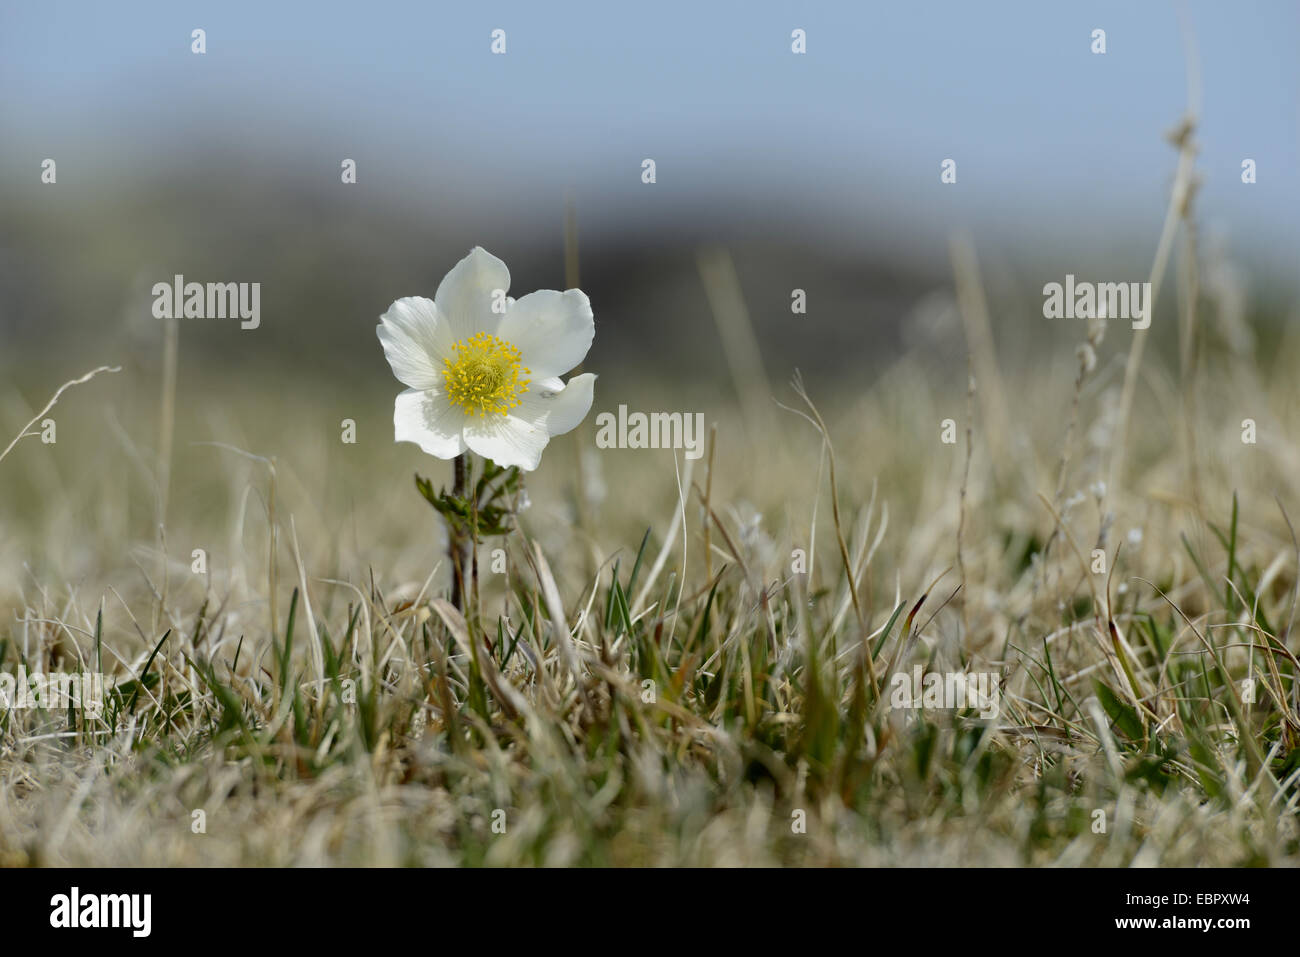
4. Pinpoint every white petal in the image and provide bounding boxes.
[377,297,454,391]
[394,389,467,458]
[462,415,549,471]
[520,372,596,436]
[435,246,511,341]
[498,289,594,379]
[461,375,596,471]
